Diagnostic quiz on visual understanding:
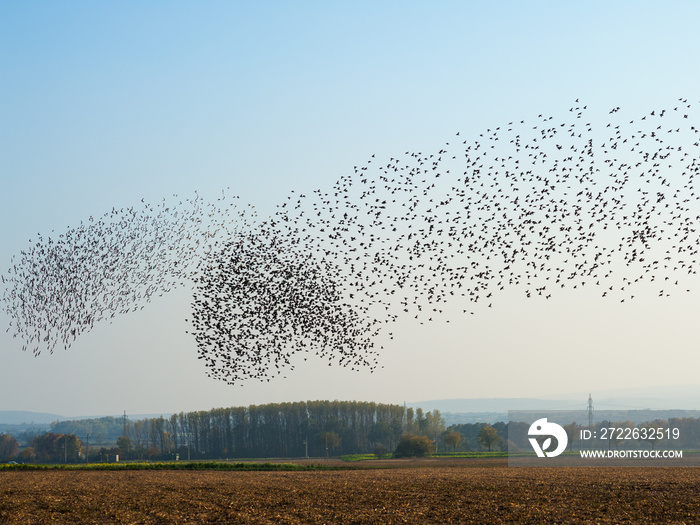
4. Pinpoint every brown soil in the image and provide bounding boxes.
[1,459,698,524]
